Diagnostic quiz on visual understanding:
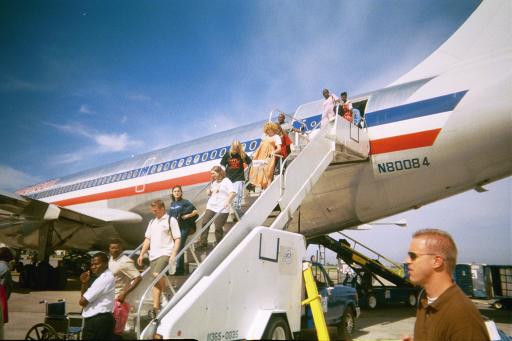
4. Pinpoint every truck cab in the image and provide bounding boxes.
[305,262,361,338]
